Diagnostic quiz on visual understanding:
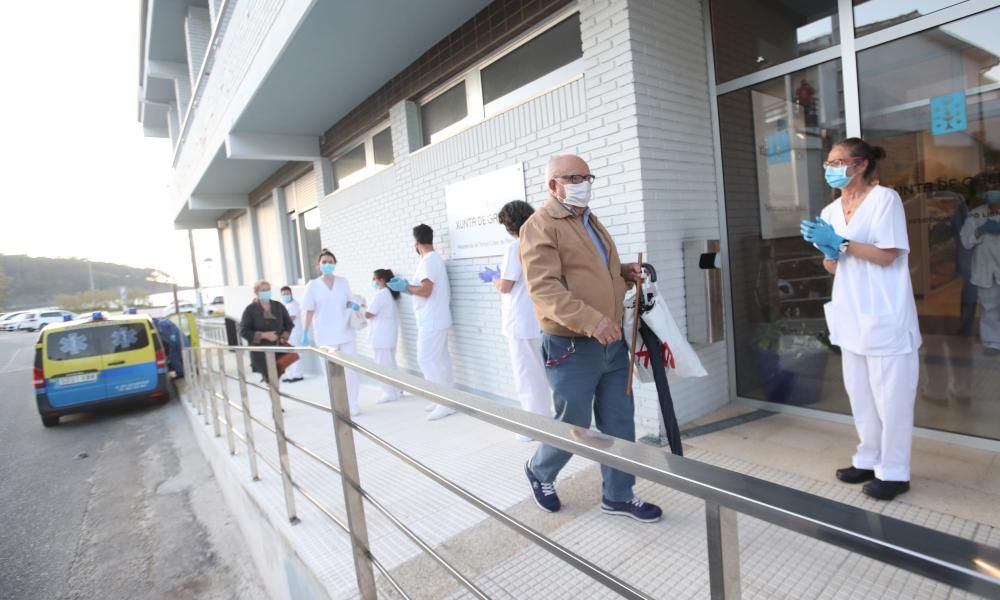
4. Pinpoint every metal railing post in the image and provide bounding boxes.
[217,347,236,455]
[181,347,195,408]
[208,349,222,437]
[325,358,377,600]
[706,500,741,600]
[197,351,210,425]
[235,350,260,481]
[266,353,298,523]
